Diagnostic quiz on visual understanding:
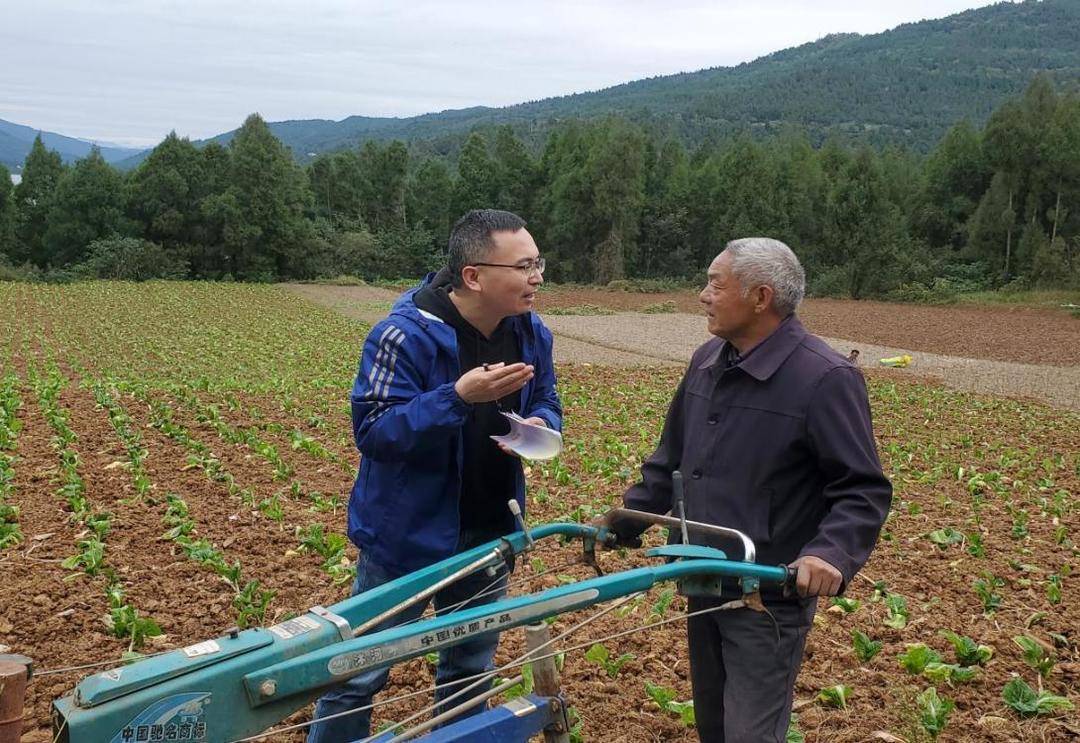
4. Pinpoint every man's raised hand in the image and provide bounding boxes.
[454,362,534,404]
